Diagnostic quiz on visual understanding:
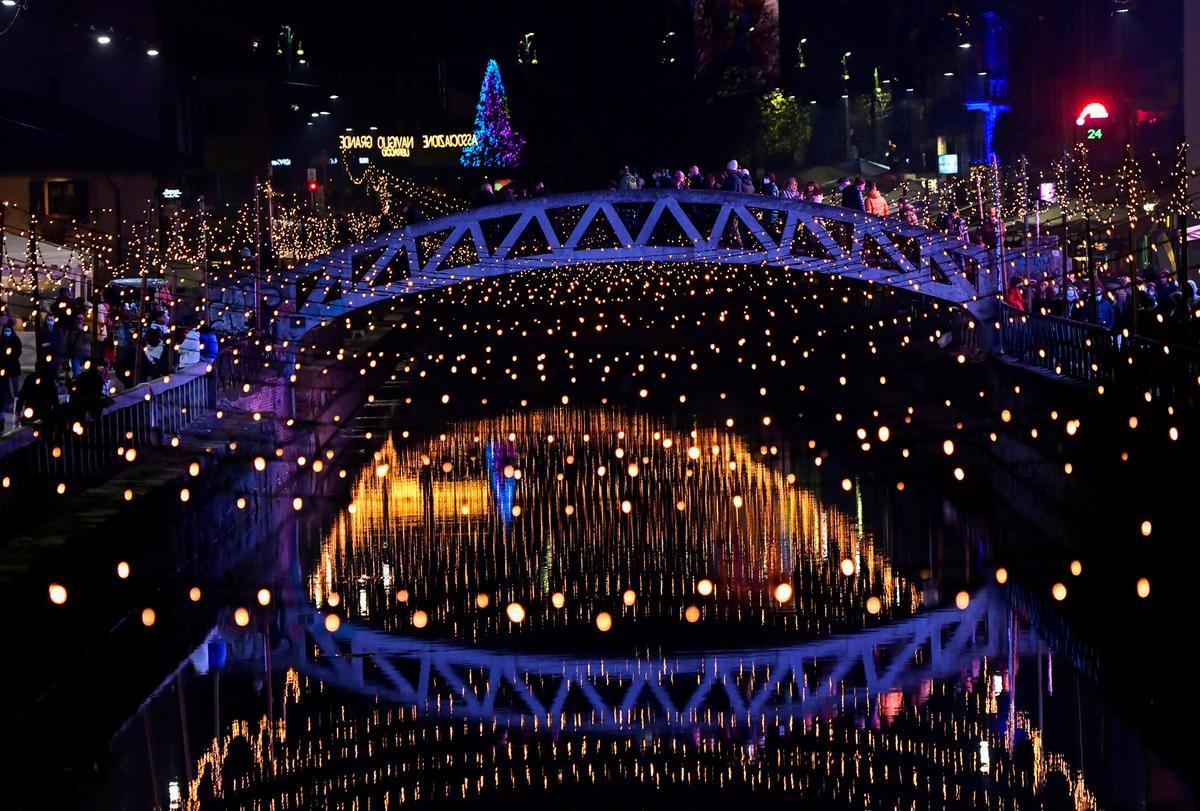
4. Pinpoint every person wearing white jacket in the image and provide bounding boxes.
[177,324,202,368]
